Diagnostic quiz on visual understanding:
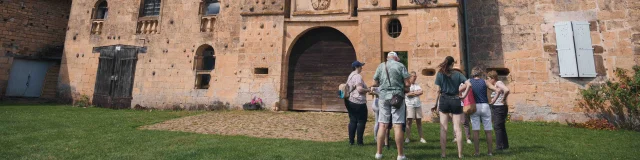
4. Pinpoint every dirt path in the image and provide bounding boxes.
[141,111,373,142]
